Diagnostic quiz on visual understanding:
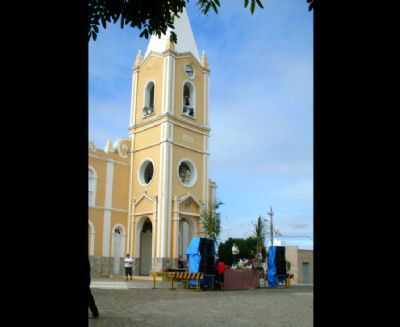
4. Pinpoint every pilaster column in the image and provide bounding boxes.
[157,122,173,261]
[102,160,114,257]
[127,134,135,254]
[201,51,209,127]
[162,41,176,115]
[129,200,136,256]
[129,51,142,128]
[172,196,180,260]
